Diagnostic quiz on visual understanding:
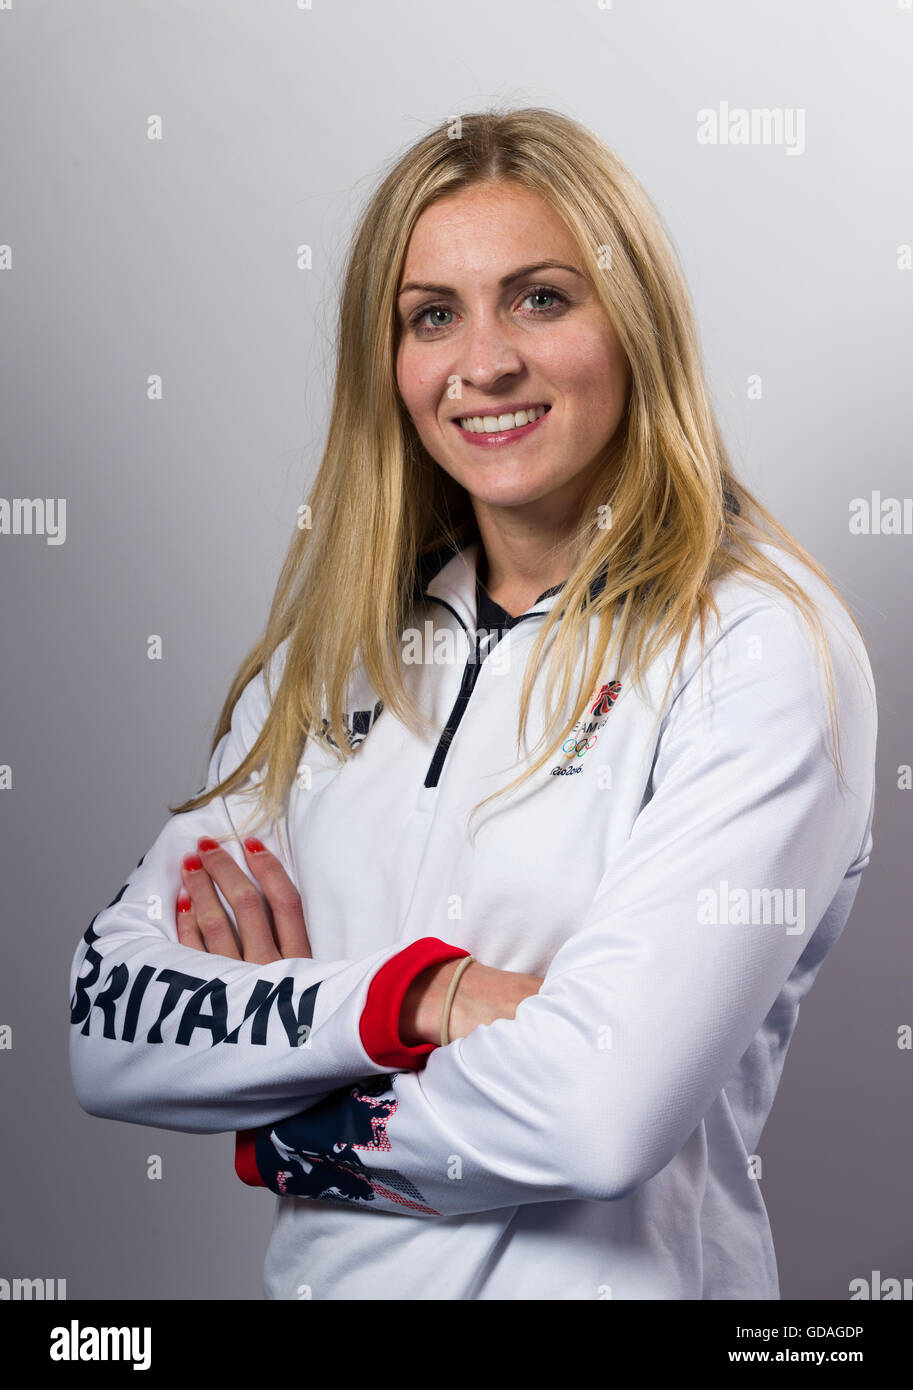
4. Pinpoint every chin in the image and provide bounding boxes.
[467,487,553,509]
